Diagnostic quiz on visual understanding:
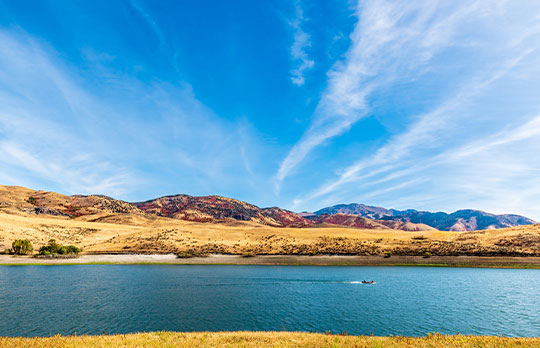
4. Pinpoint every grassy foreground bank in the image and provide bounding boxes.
[1,332,538,348]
